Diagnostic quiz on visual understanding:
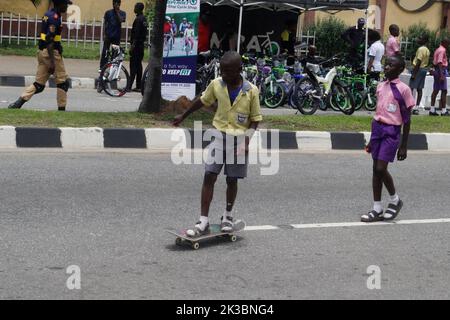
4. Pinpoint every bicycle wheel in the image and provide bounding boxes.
[264,81,285,108]
[294,78,319,115]
[185,40,191,56]
[101,64,130,97]
[353,90,363,111]
[164,37,170,57]
[364,84,377,111]
[329,83,355,115]
[328,97,342,112]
